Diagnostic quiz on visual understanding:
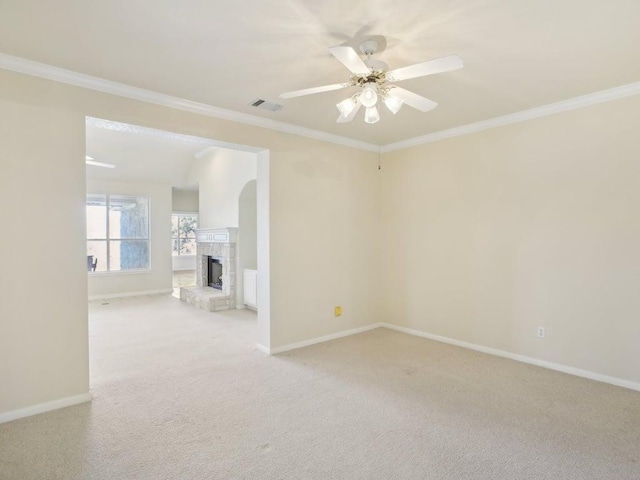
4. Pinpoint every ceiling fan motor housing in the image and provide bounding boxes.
[359,39,379,56]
